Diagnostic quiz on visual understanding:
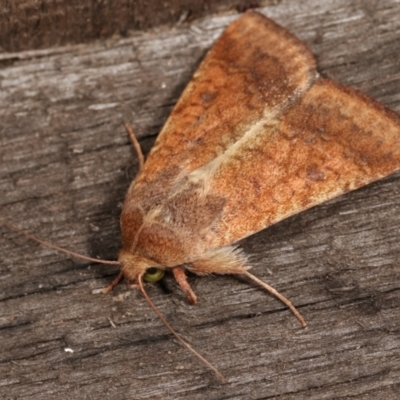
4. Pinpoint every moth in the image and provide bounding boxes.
[5,11,400,381]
